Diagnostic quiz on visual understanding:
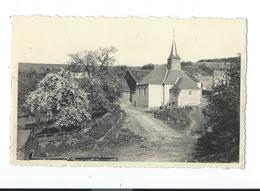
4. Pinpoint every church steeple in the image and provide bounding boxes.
[167,30,181,70]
